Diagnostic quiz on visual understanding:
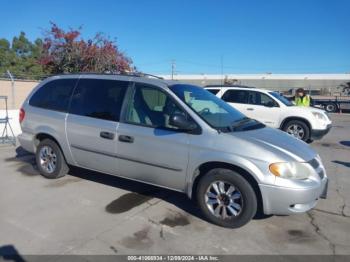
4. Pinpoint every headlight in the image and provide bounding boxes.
[269,162,312,180]
[312,112,328,122]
